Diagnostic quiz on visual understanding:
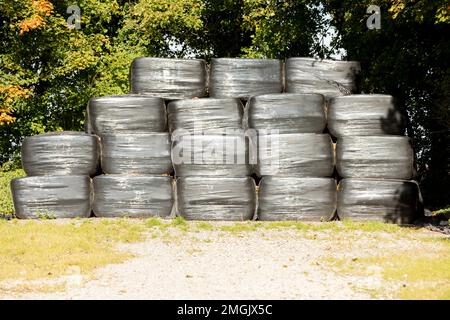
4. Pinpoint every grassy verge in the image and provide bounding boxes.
[0,219,146,283]
[323,237,450,299]
[0,169,25,217]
